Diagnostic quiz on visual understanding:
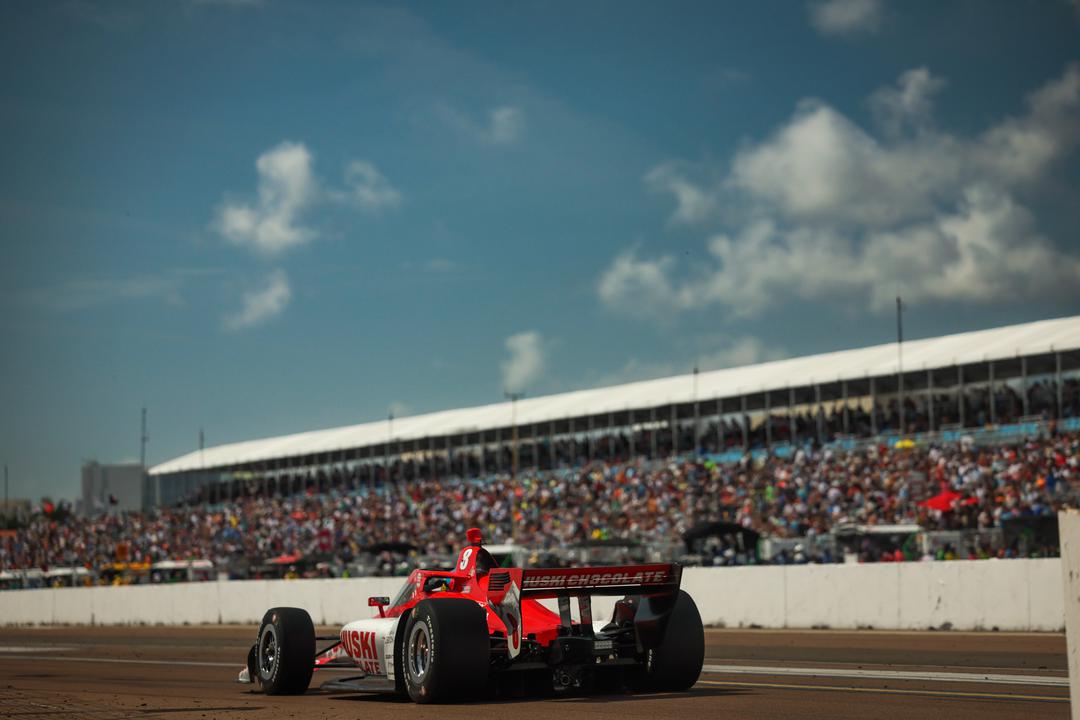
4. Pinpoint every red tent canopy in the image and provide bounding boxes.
[920,490,977,512]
